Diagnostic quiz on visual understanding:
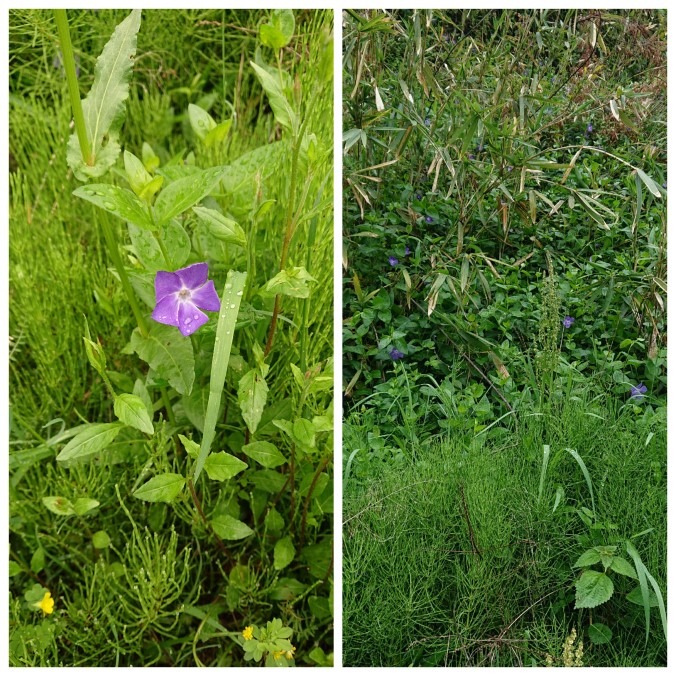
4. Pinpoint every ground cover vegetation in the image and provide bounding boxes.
[9,9,333,666]
[342,9,666,667]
